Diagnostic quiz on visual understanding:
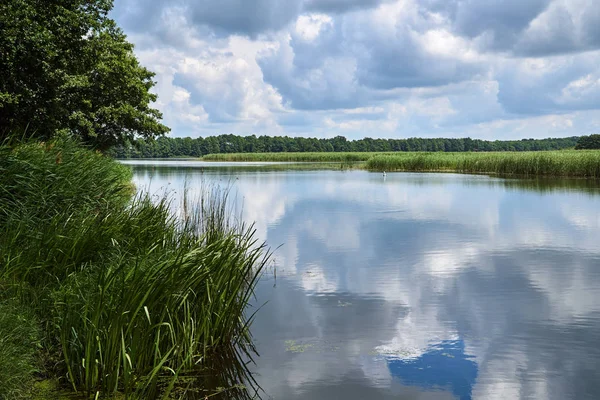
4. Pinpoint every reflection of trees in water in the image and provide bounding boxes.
[127,164,600,195]
[476,176,600,195]
[128,163,363,178]
[130,166,198,181]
